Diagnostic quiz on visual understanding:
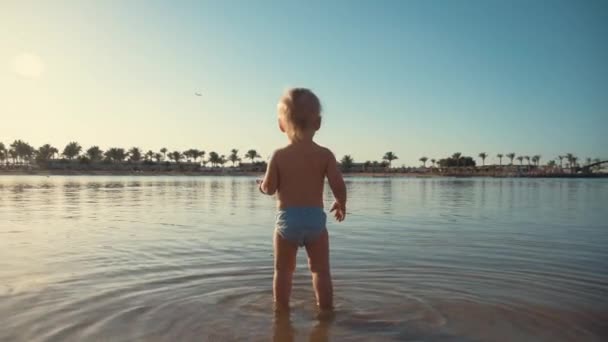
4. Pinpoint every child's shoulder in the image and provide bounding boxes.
[273,143,334,160]
[313,143,335,159]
